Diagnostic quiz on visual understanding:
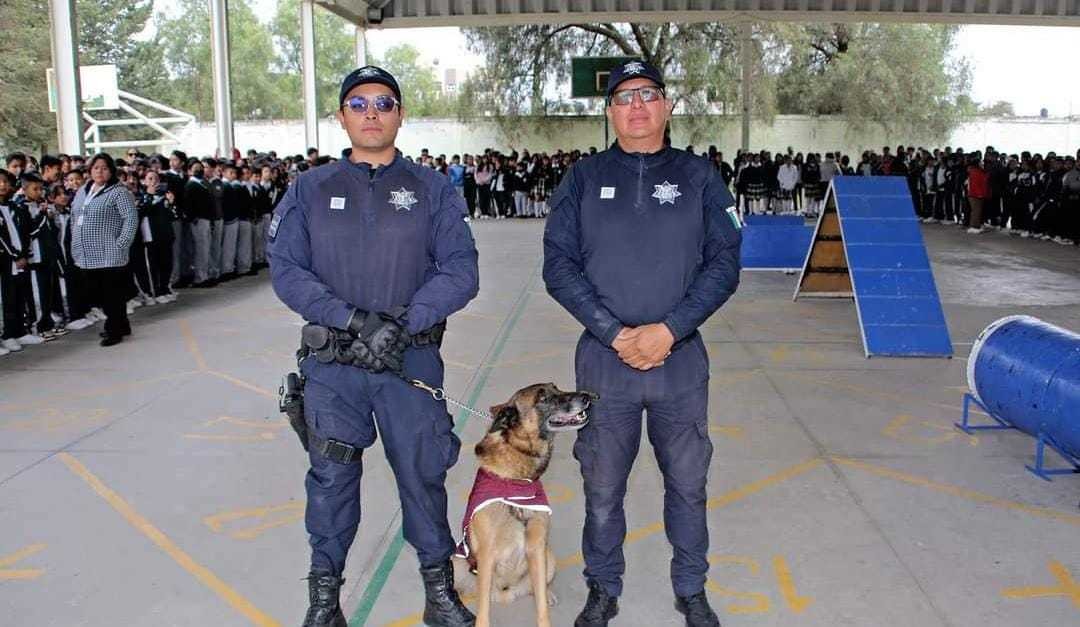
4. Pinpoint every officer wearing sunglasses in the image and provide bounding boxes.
[543,59,742,627]
[268,66,479,627]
